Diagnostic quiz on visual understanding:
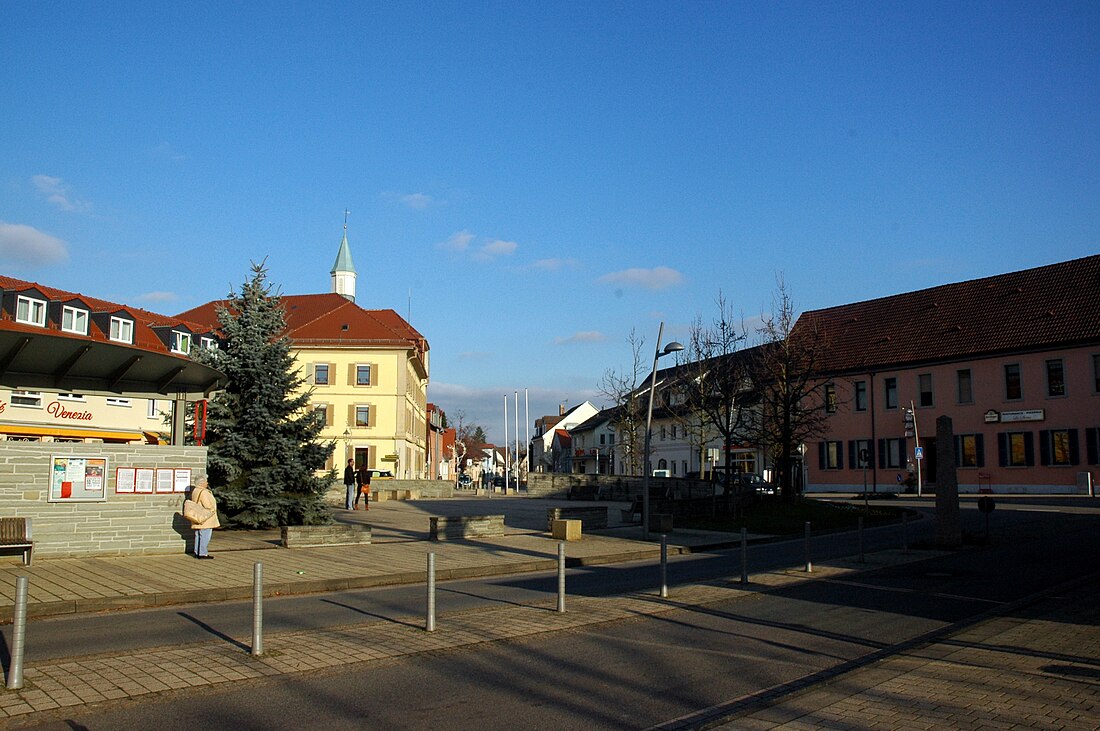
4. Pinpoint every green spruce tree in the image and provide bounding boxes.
[198,261,334,527]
